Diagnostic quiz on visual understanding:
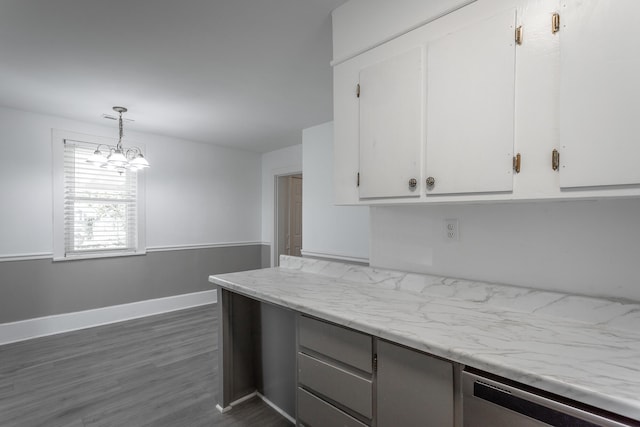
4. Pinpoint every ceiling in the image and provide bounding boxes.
[0,0,346,152]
